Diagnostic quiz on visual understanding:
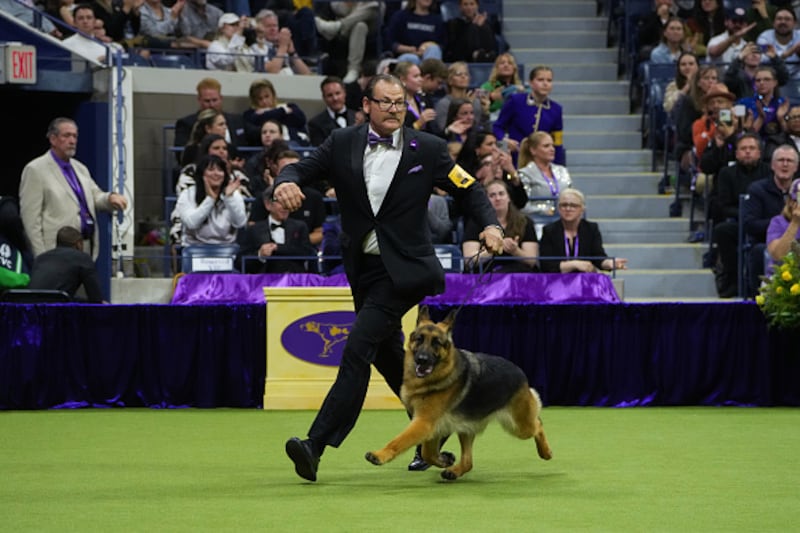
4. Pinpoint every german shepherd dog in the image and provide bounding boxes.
[365,306,552,480]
